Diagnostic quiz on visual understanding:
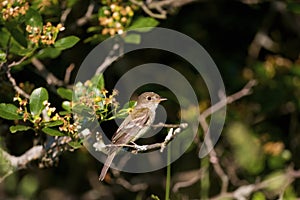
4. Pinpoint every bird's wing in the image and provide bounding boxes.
[112,107,150,144]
